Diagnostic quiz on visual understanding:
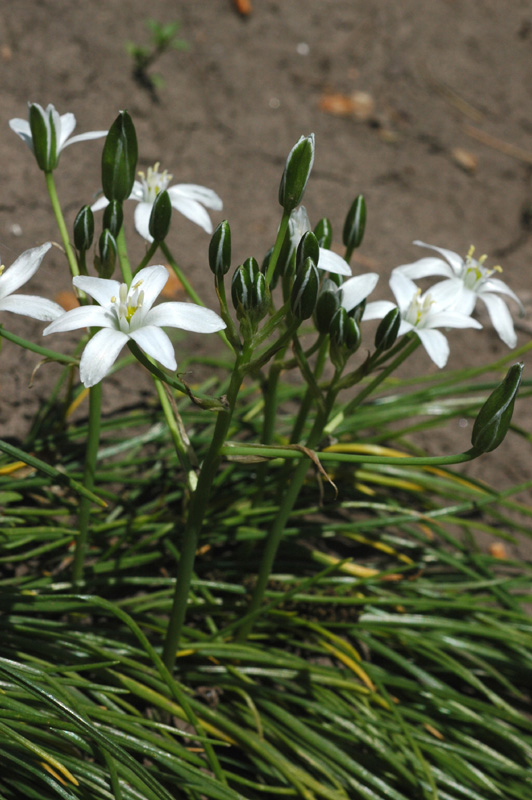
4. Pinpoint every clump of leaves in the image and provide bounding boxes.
[126,20,188,99]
